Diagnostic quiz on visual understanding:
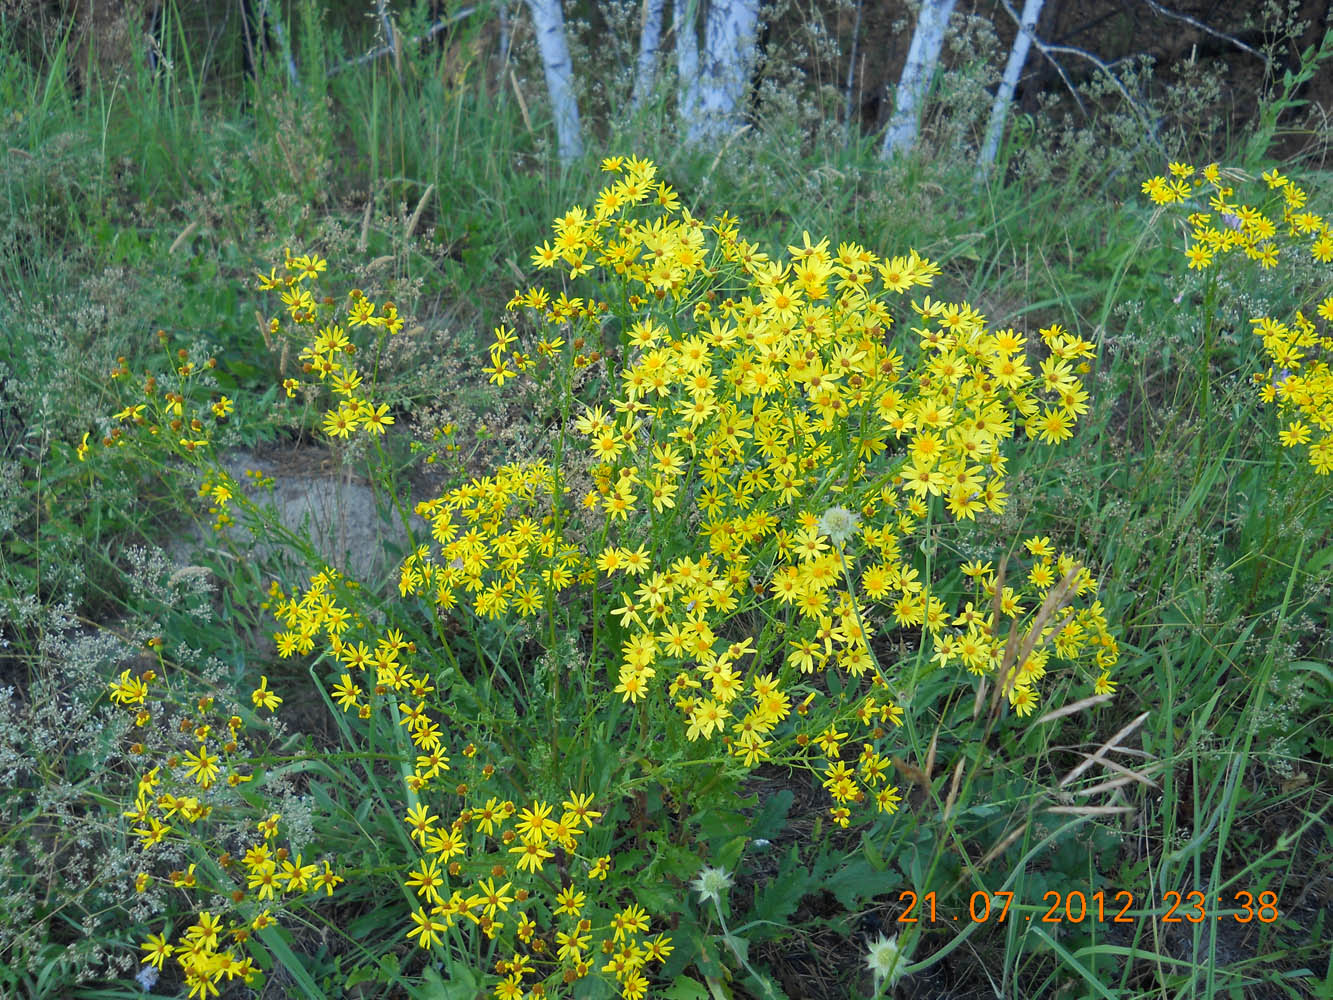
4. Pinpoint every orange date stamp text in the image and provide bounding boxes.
[896,889,1280,924]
